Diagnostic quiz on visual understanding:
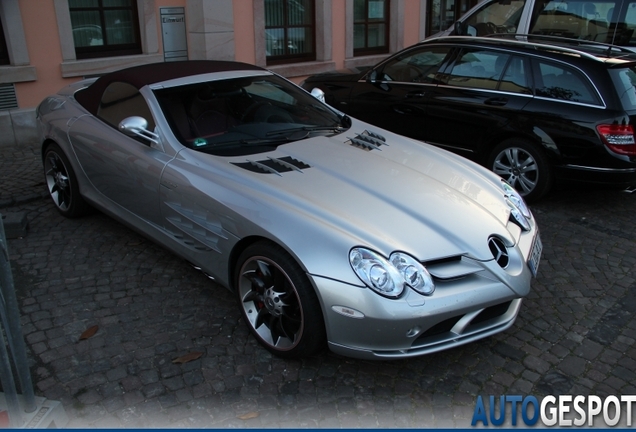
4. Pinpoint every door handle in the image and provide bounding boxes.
[485,97,508,106]
[405,92,426,98]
